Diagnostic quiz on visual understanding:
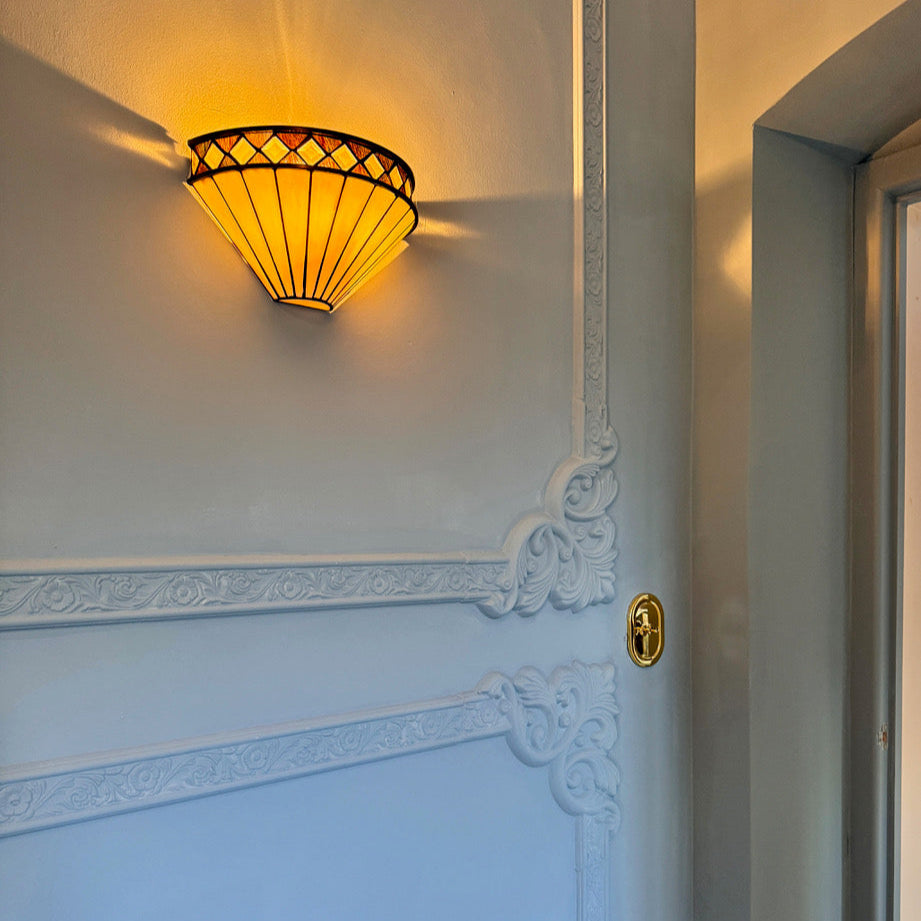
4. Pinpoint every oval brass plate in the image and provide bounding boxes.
[627,592,664,667]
